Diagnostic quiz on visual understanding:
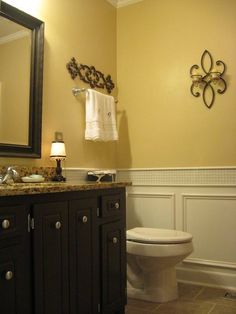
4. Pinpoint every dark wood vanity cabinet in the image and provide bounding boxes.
[0,187,126,314]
